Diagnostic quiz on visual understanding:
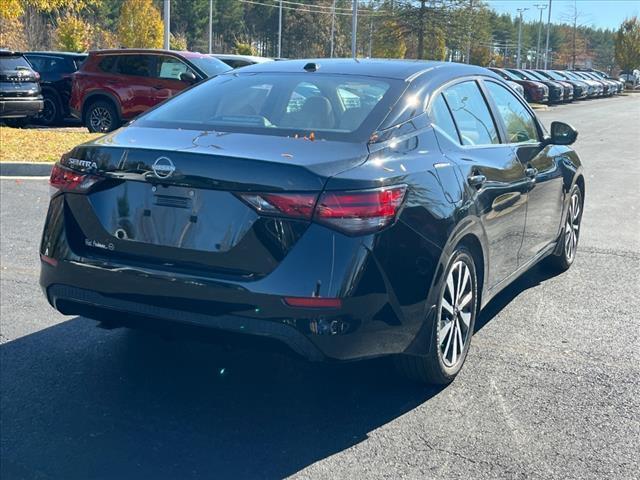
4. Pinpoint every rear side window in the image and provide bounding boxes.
[485,82,539,144]
[26,56,74,74]
[98,56,117,72]
[0,55,31,70]
[429,94,460,143]
[443,81,499,146]
[116,55,153,77]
